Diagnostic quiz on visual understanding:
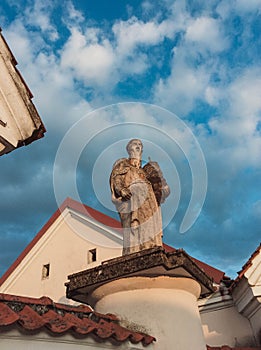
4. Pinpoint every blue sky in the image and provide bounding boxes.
[0,0,260,278]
